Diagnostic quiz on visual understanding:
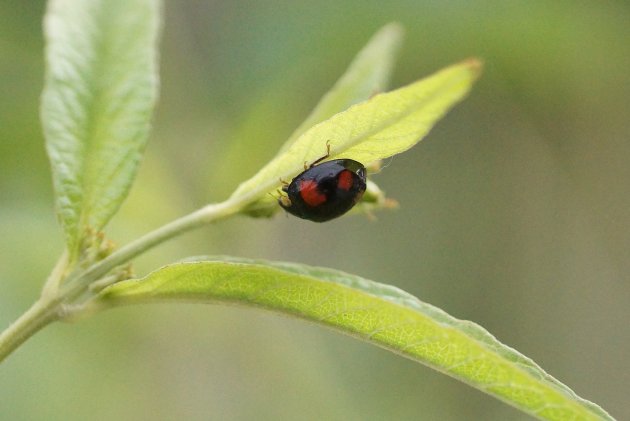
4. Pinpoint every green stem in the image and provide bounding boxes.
[0,197,246,363]
[0,296,60,363]
[41,251,70,299]
[62,199,242,296]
